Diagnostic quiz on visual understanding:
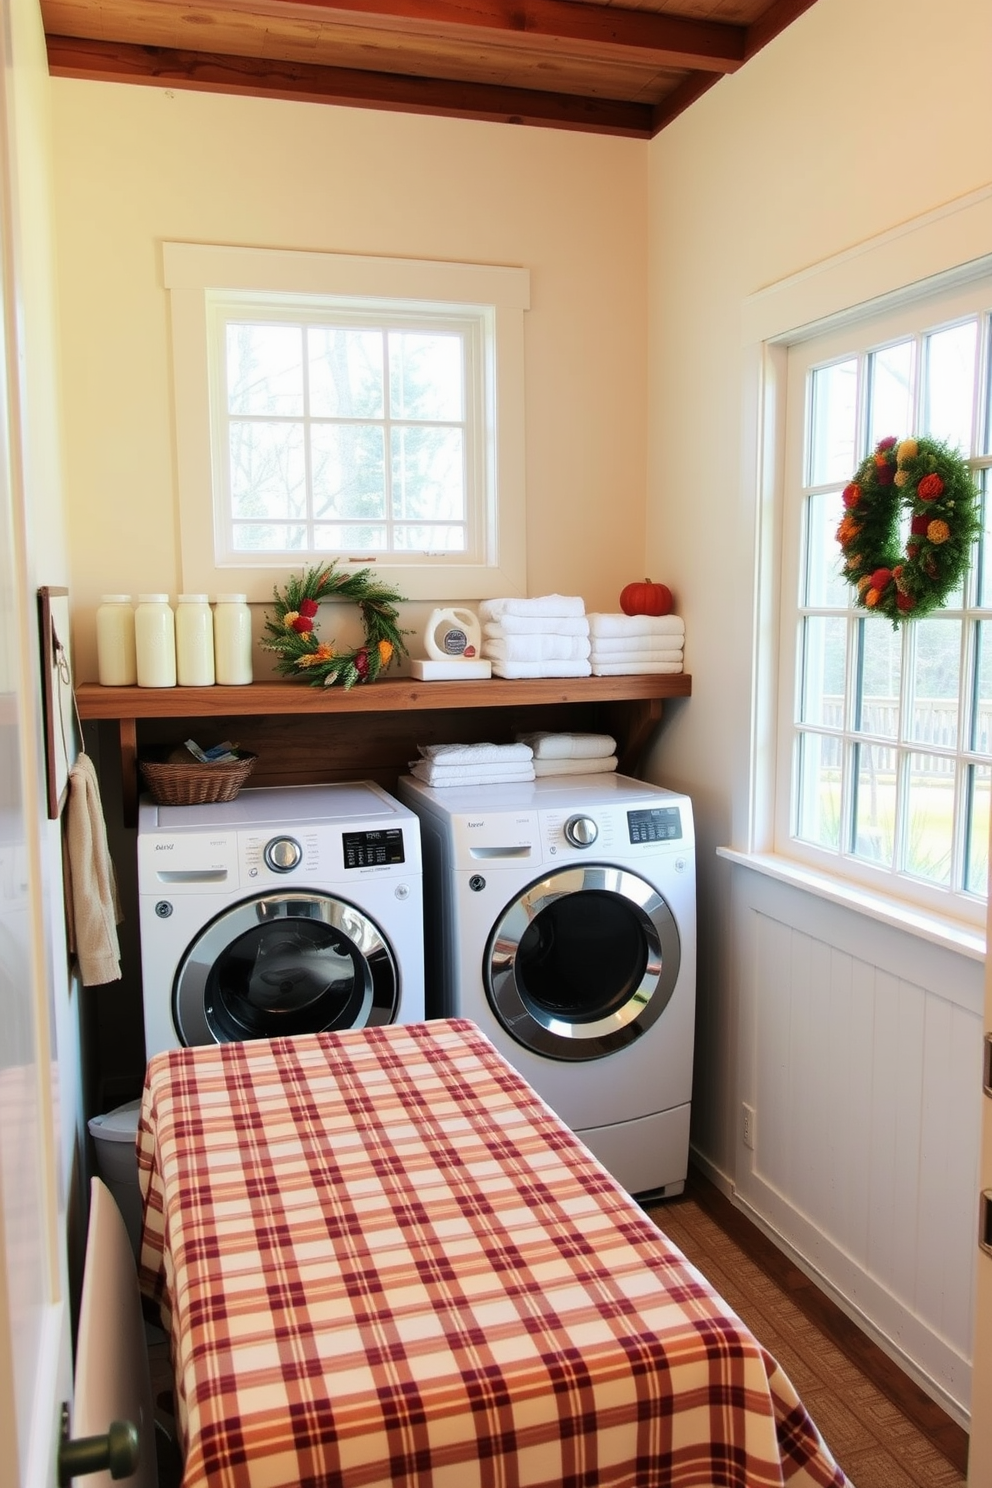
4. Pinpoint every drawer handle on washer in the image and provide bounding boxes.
[155,870,229,883]
[469,847,533,859]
